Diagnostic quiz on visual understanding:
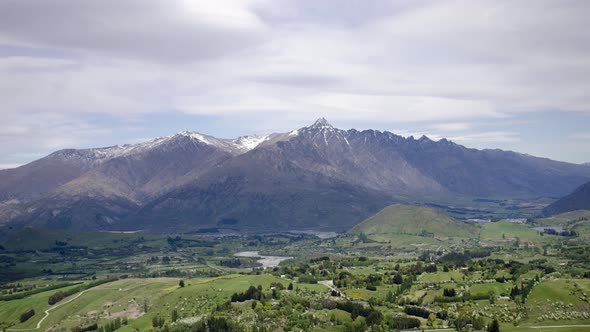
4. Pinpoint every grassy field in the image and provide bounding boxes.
[480,221,547,244]
[0,283,82,329]
[525,278,590,325]
[0,275,333,331]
